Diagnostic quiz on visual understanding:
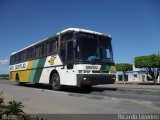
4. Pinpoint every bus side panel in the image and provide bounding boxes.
[27,57,47,83]
[9,60,32,83]
[28,69,36,83]
[16,60,34,82]
[19,70,31,82]
[9,70,31,82]
[38,55,77,86]
[57,66,77,86]
[9,70,30,82]
[9,71,16,81]
[39,55,62,84]
[19,60,33,82]
[28,59,39,83]
[38,68,50,84]
[33,57,47,83]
